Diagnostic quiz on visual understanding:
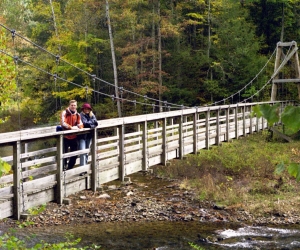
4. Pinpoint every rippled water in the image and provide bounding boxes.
[213,225,300,249]
[3,222,300,250]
